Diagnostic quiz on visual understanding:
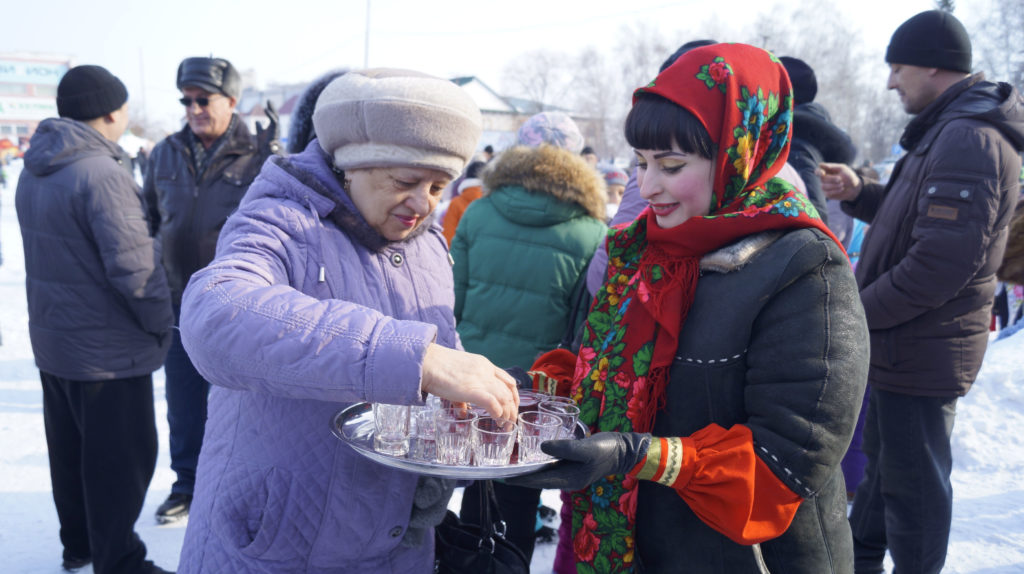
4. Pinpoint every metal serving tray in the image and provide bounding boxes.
[330,402,588,479]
